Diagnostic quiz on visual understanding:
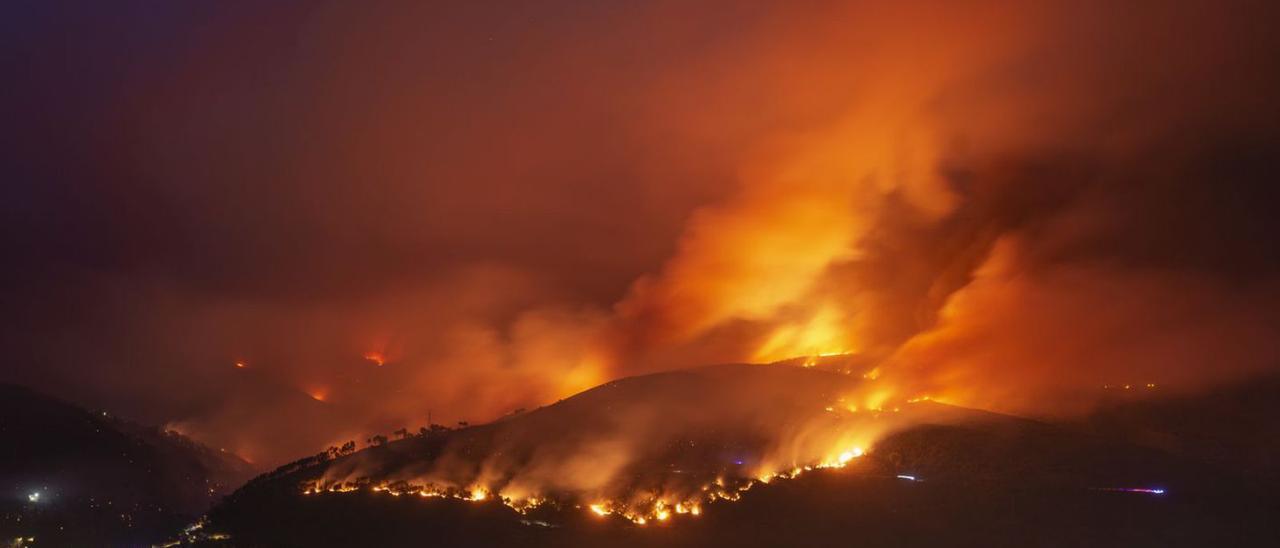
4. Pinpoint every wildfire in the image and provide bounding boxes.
[837,448,863,464]
[752,306,855,364]
[294,363,942,528]
[363,352,385,366]
[801,351,855,368]
[302,439,872,528]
